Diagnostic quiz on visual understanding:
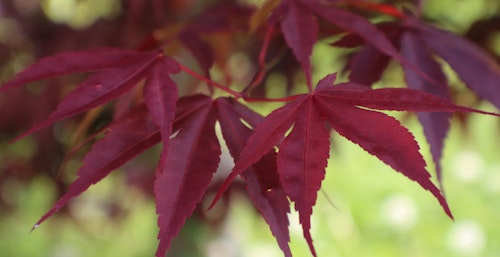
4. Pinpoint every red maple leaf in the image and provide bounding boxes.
[1,49,180,143]
[156,95,292,257]
[215,73,499,256]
